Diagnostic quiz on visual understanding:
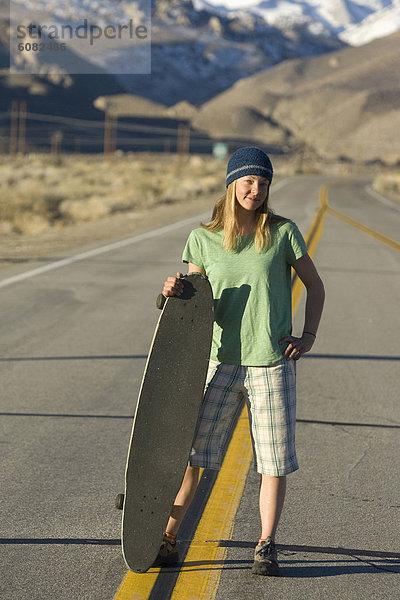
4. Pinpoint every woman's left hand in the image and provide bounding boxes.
[279,333,315,361]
